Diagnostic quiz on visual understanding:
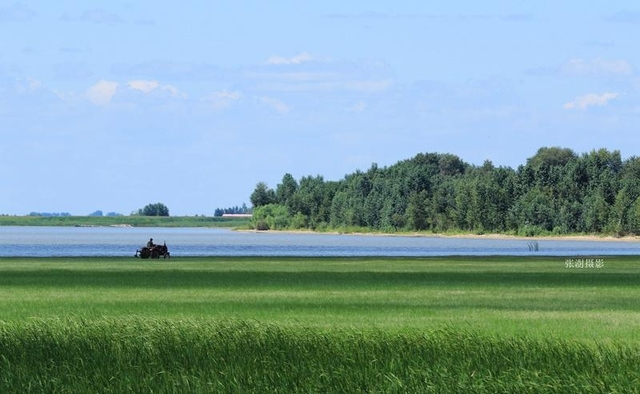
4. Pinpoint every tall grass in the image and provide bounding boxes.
[1,256,639,342]
[0,317,638,393]
[1,256,638,391]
